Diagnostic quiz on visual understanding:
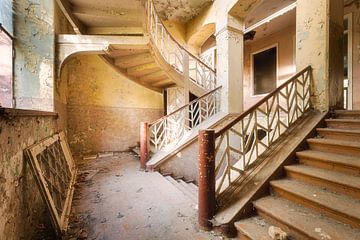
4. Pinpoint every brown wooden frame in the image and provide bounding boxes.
[25,132,77,236]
